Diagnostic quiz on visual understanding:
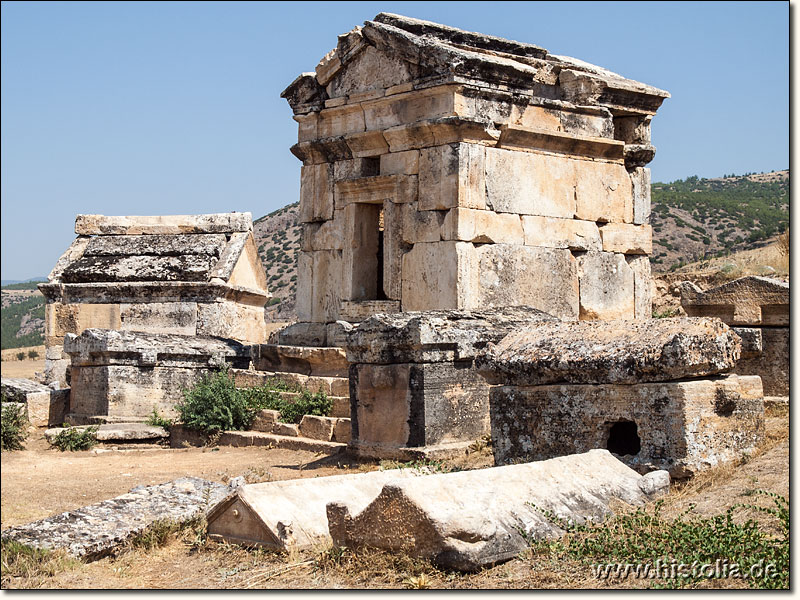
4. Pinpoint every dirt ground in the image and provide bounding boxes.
[1,359,44,380]
[0,411,788,589]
